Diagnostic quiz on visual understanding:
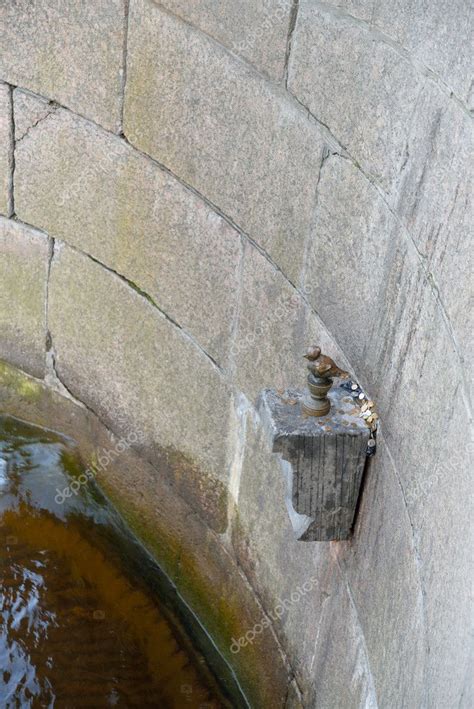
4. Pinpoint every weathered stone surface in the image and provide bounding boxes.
[231,242,307,400]
[338,437,425,707]
[0,217,49,377]
[372,0,472,107]
[0,83,12,215]
[323,0,373,21]
[308,568,378,708]
[124,0,325,283]
[258,386,370,540]
[322,0,472,105]
[0,0,125,131]
[304,154,414,398]
[14,102,241,366]
[0,360,290,709]
[13,88,56,142]
[230,405,338,703]
[377,292,472,707]
[158,0,293,80]
[48,244,232,491]
[288,3,423,191]
[396,84,473,363]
